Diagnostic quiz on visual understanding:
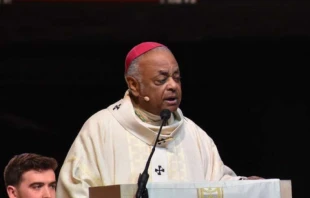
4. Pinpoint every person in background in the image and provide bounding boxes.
[3,153,58,198]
